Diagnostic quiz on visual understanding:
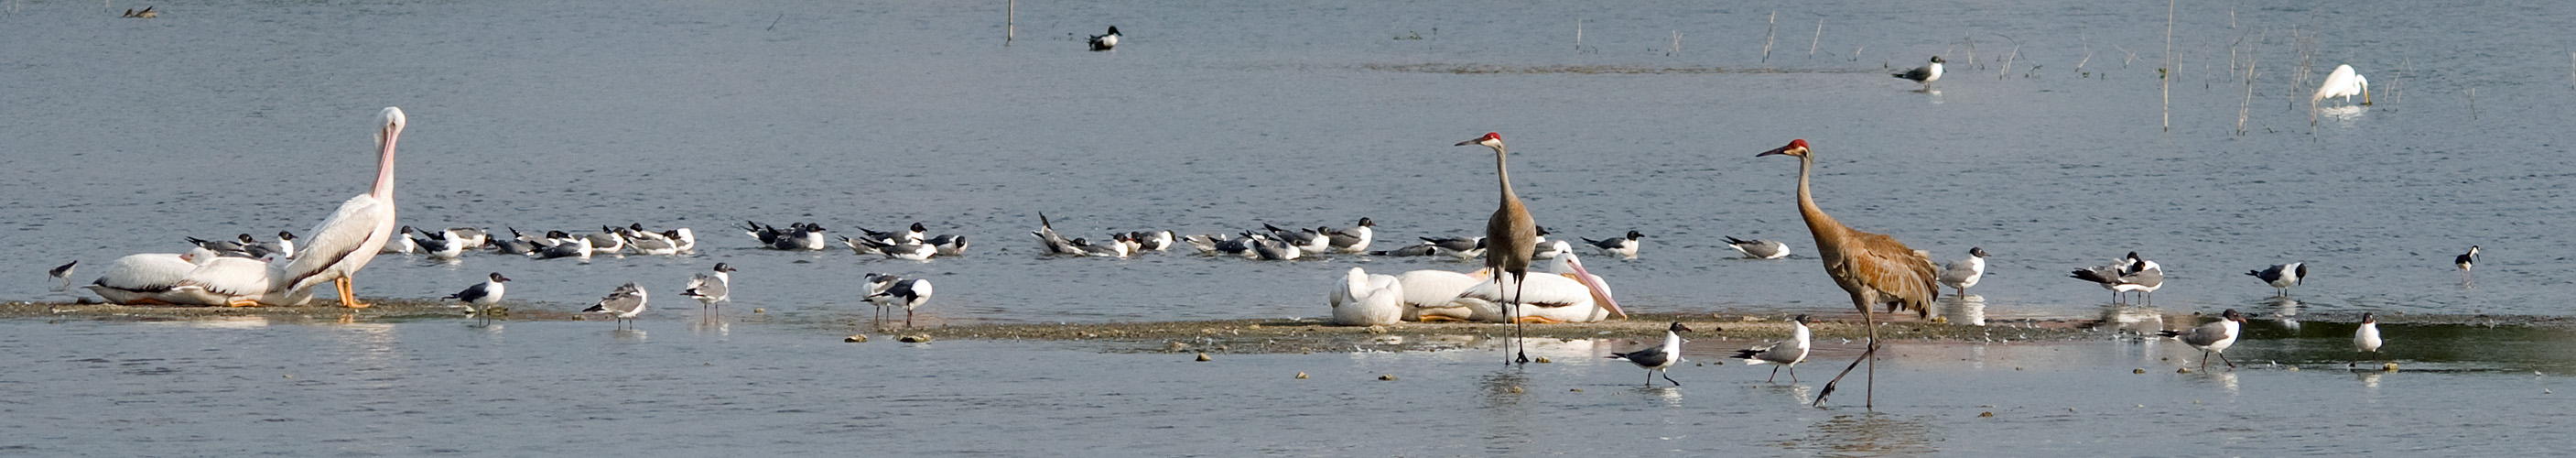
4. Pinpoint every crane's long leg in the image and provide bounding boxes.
[1512,272,1529,365]
[1813,306,1880,409]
